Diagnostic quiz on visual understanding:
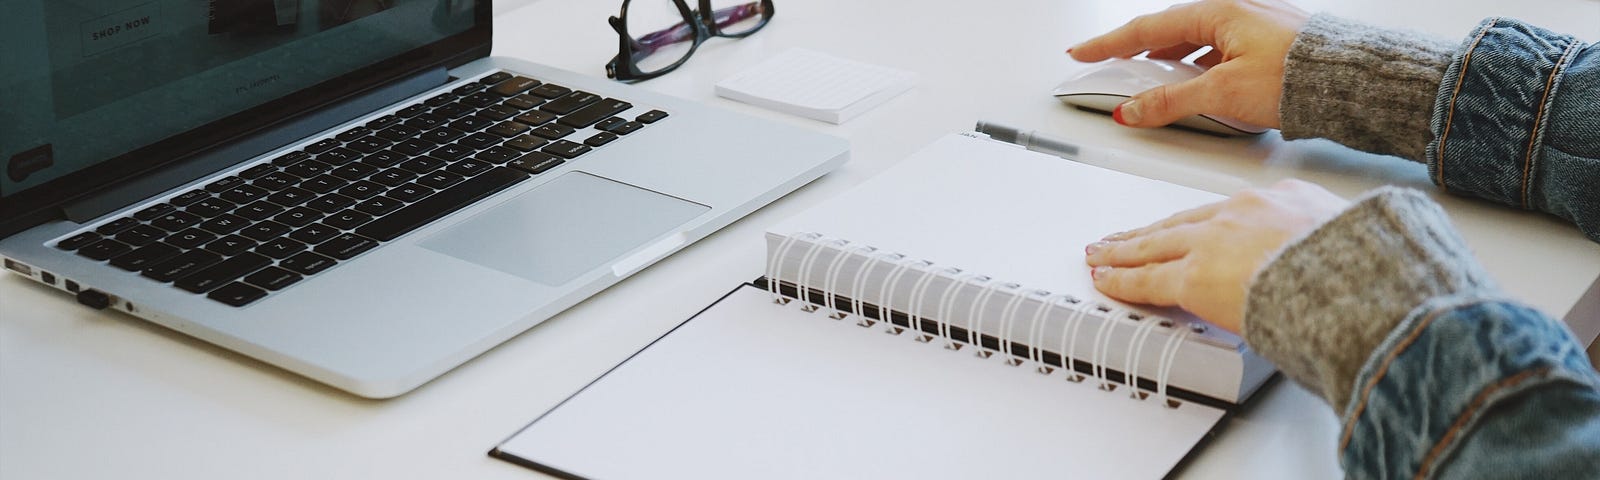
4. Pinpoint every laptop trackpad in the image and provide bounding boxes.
[419,172,708,286]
